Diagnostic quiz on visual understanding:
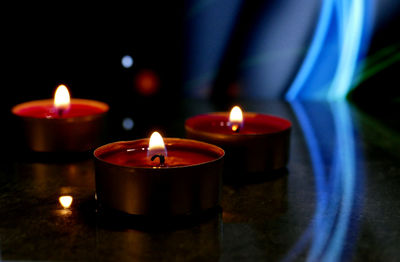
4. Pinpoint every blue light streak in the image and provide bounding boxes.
[284,101,361,262]
[328,0,364,100]
[283,0,371,259]
[285,0,335,100]
[322,102,356,261]
[285,0,372,101]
